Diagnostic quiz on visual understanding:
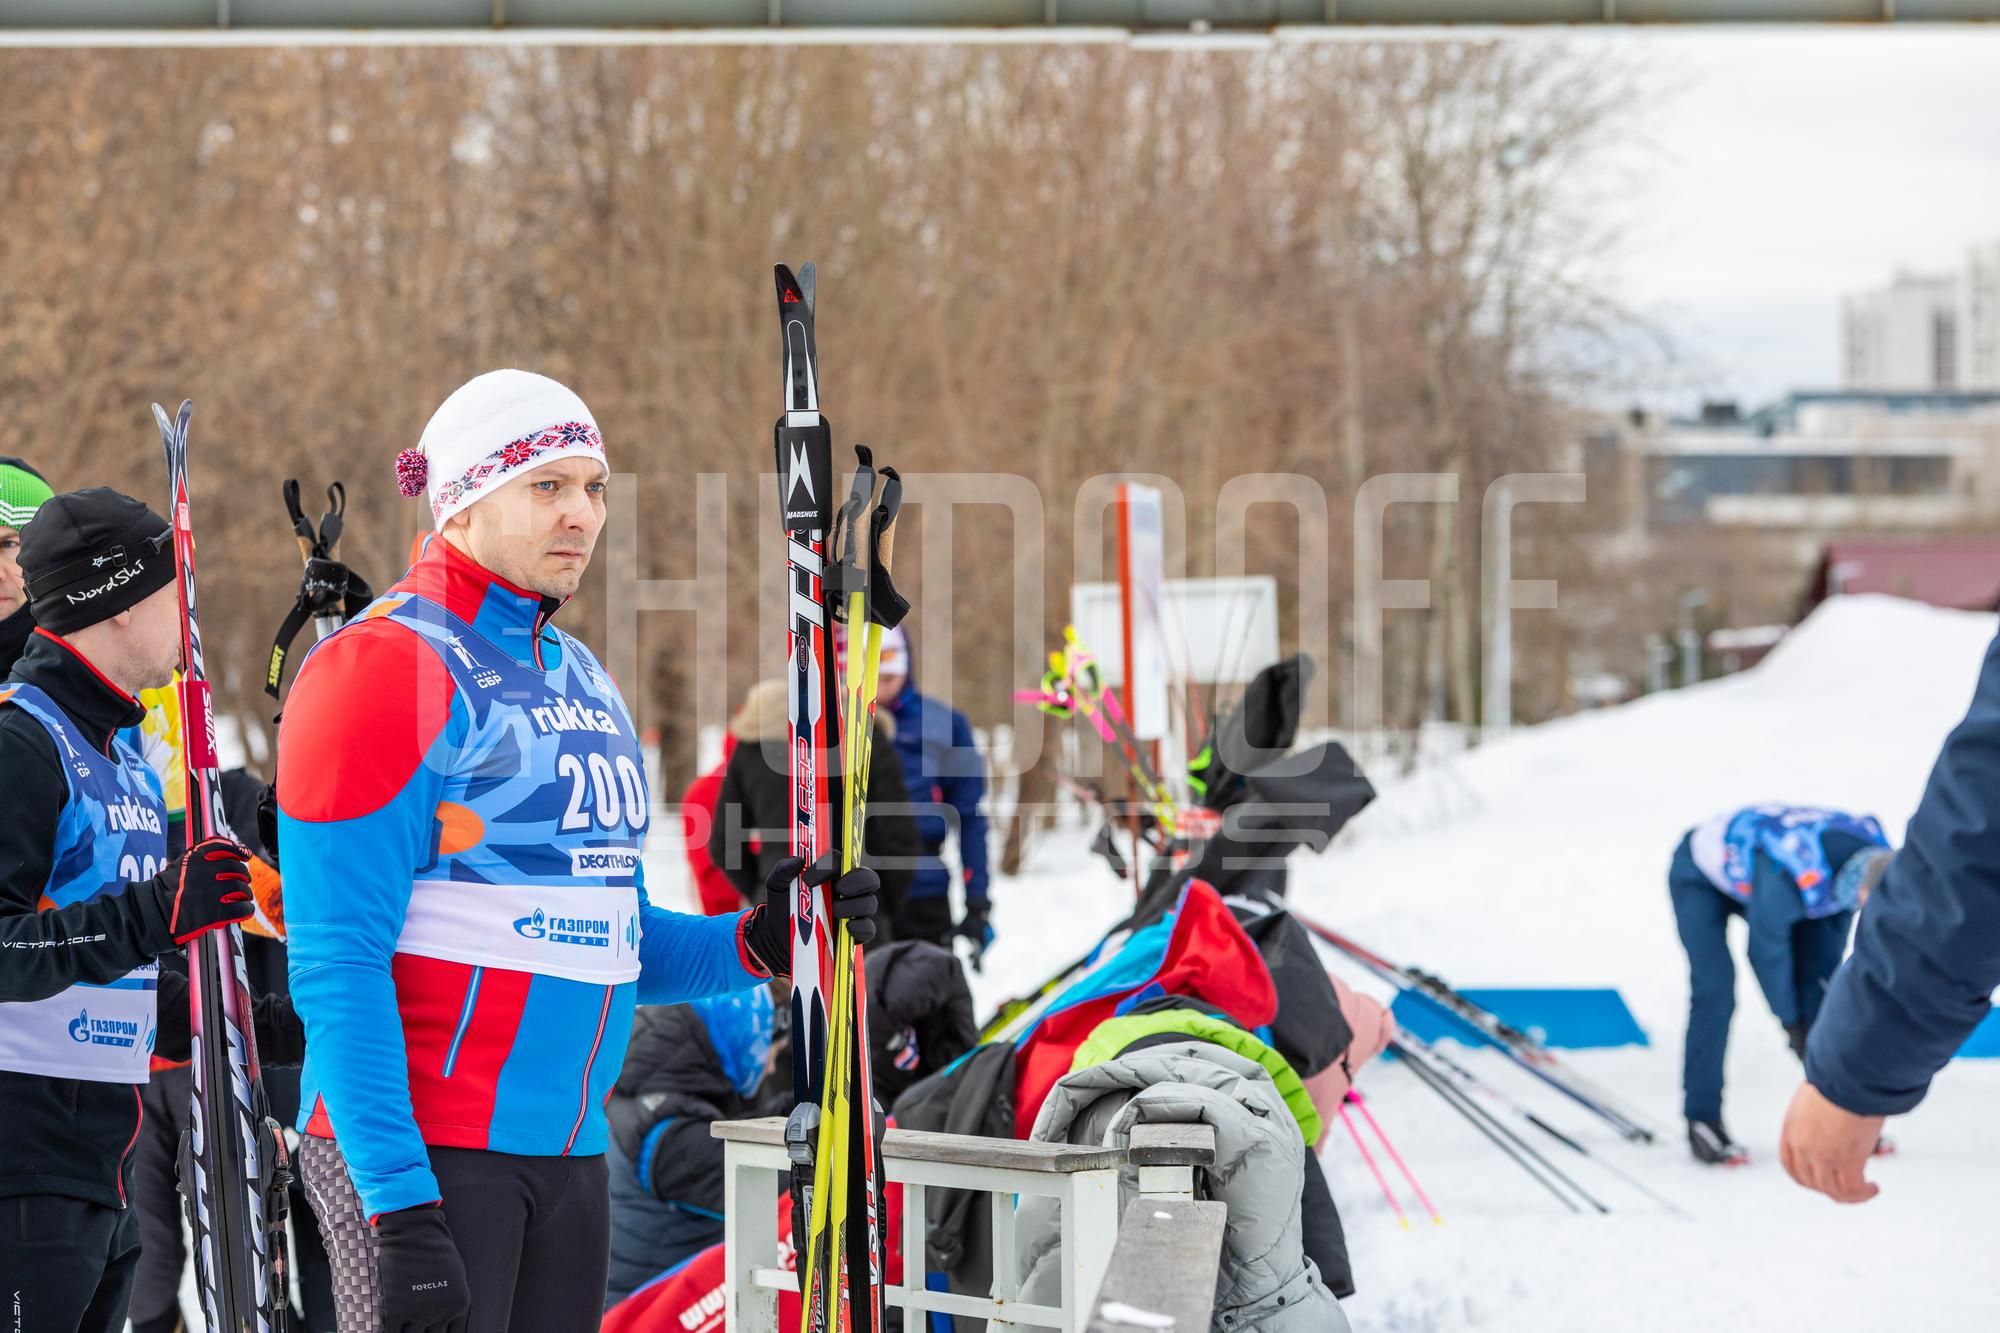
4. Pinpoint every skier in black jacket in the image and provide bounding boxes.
[0,488,264,1332]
